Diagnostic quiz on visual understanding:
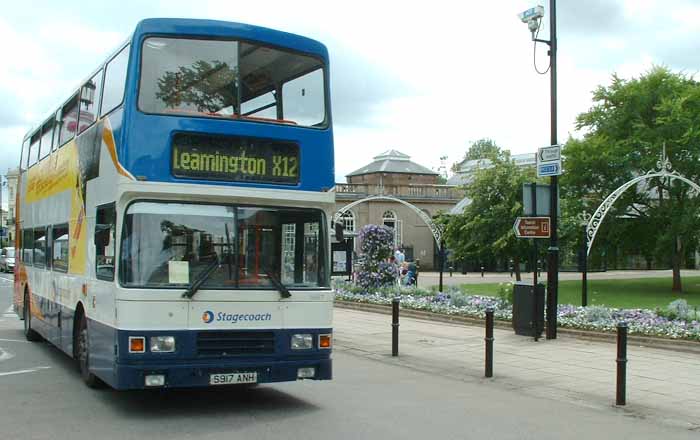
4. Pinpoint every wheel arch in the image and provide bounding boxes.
[73,301,87,358]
